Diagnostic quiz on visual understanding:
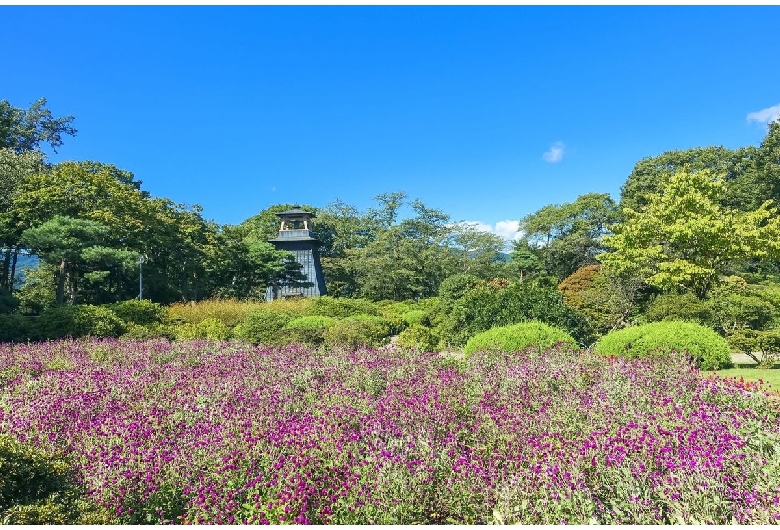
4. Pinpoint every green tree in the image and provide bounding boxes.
[520,192,619,280]
[619,146,755,212]
[0,149,47,292]
[0,98,76,154]
[204,224,309,300]
[20,216,136,305]
[346,199,457,300]
[600,169,780,298]
[448,223,506,278]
